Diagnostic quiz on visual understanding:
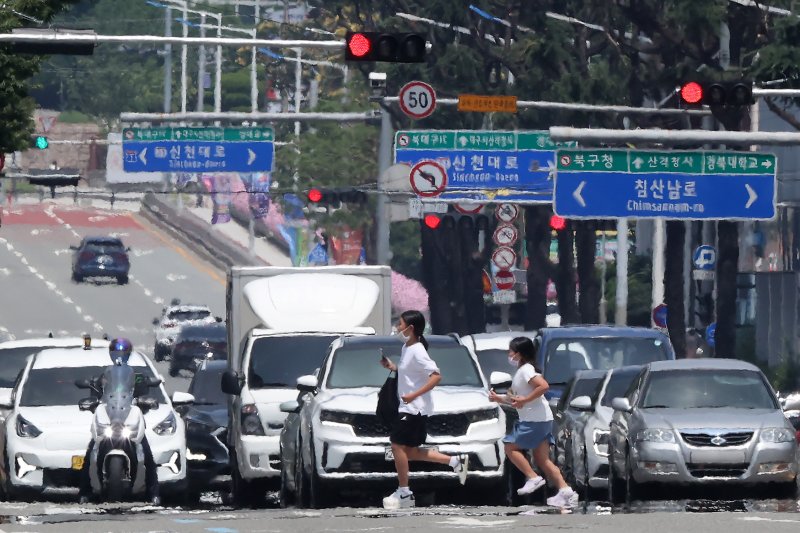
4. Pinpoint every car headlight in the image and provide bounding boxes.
[153,412,177,436]
[636,428,676,443]
[16,415,42,438]
[465,407,500,424]
[593,429,610,457]
[760,427,795,443]
[320,410,356,425]
[241,404,265,436]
